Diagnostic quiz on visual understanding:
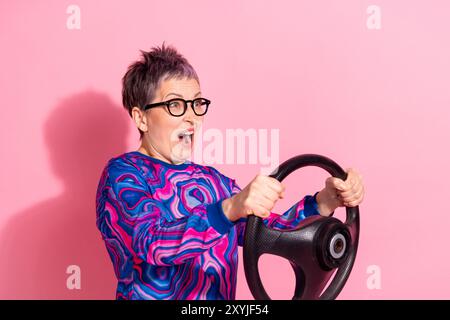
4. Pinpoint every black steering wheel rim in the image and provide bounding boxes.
[243,154,360,300]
